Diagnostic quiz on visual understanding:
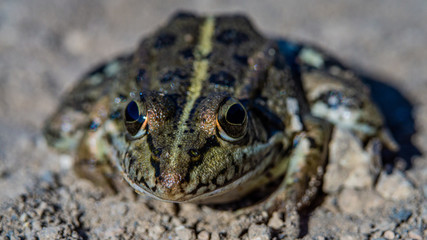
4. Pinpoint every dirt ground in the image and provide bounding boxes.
[0,1,426,239]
